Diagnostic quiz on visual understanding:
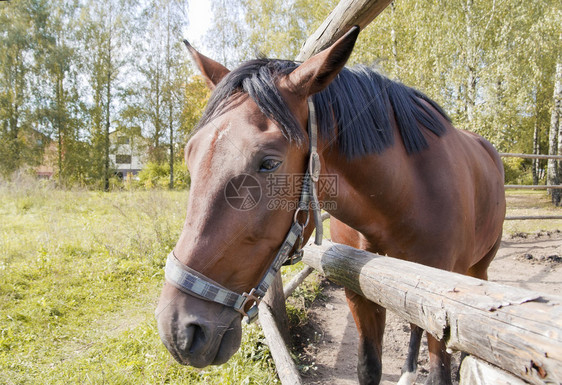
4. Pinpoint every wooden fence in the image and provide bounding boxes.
[501,153,562,190]
[258,0,394,381]
[500,153,562,220]
[260,236,562,385]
